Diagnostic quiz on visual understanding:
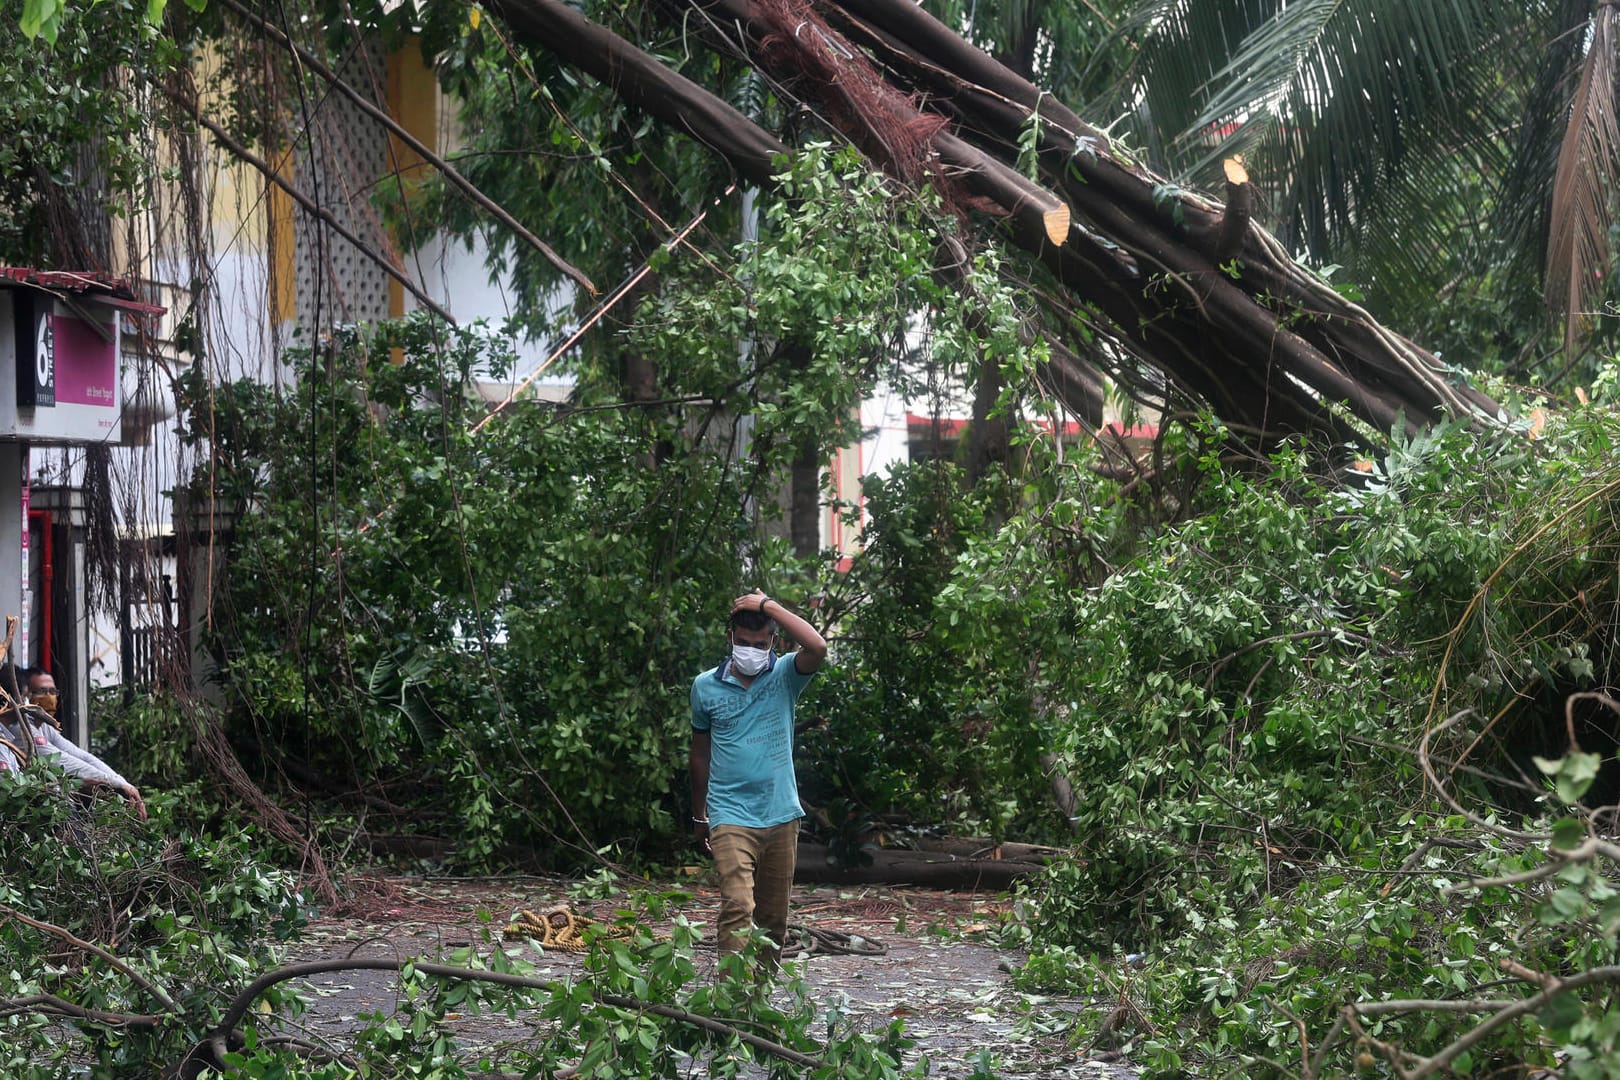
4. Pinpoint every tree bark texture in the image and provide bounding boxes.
[794,840,1041,889]
[483,0,1503,449]
[817,0,1501,431]
[784,342,824,556]
[964,355,1008,485]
